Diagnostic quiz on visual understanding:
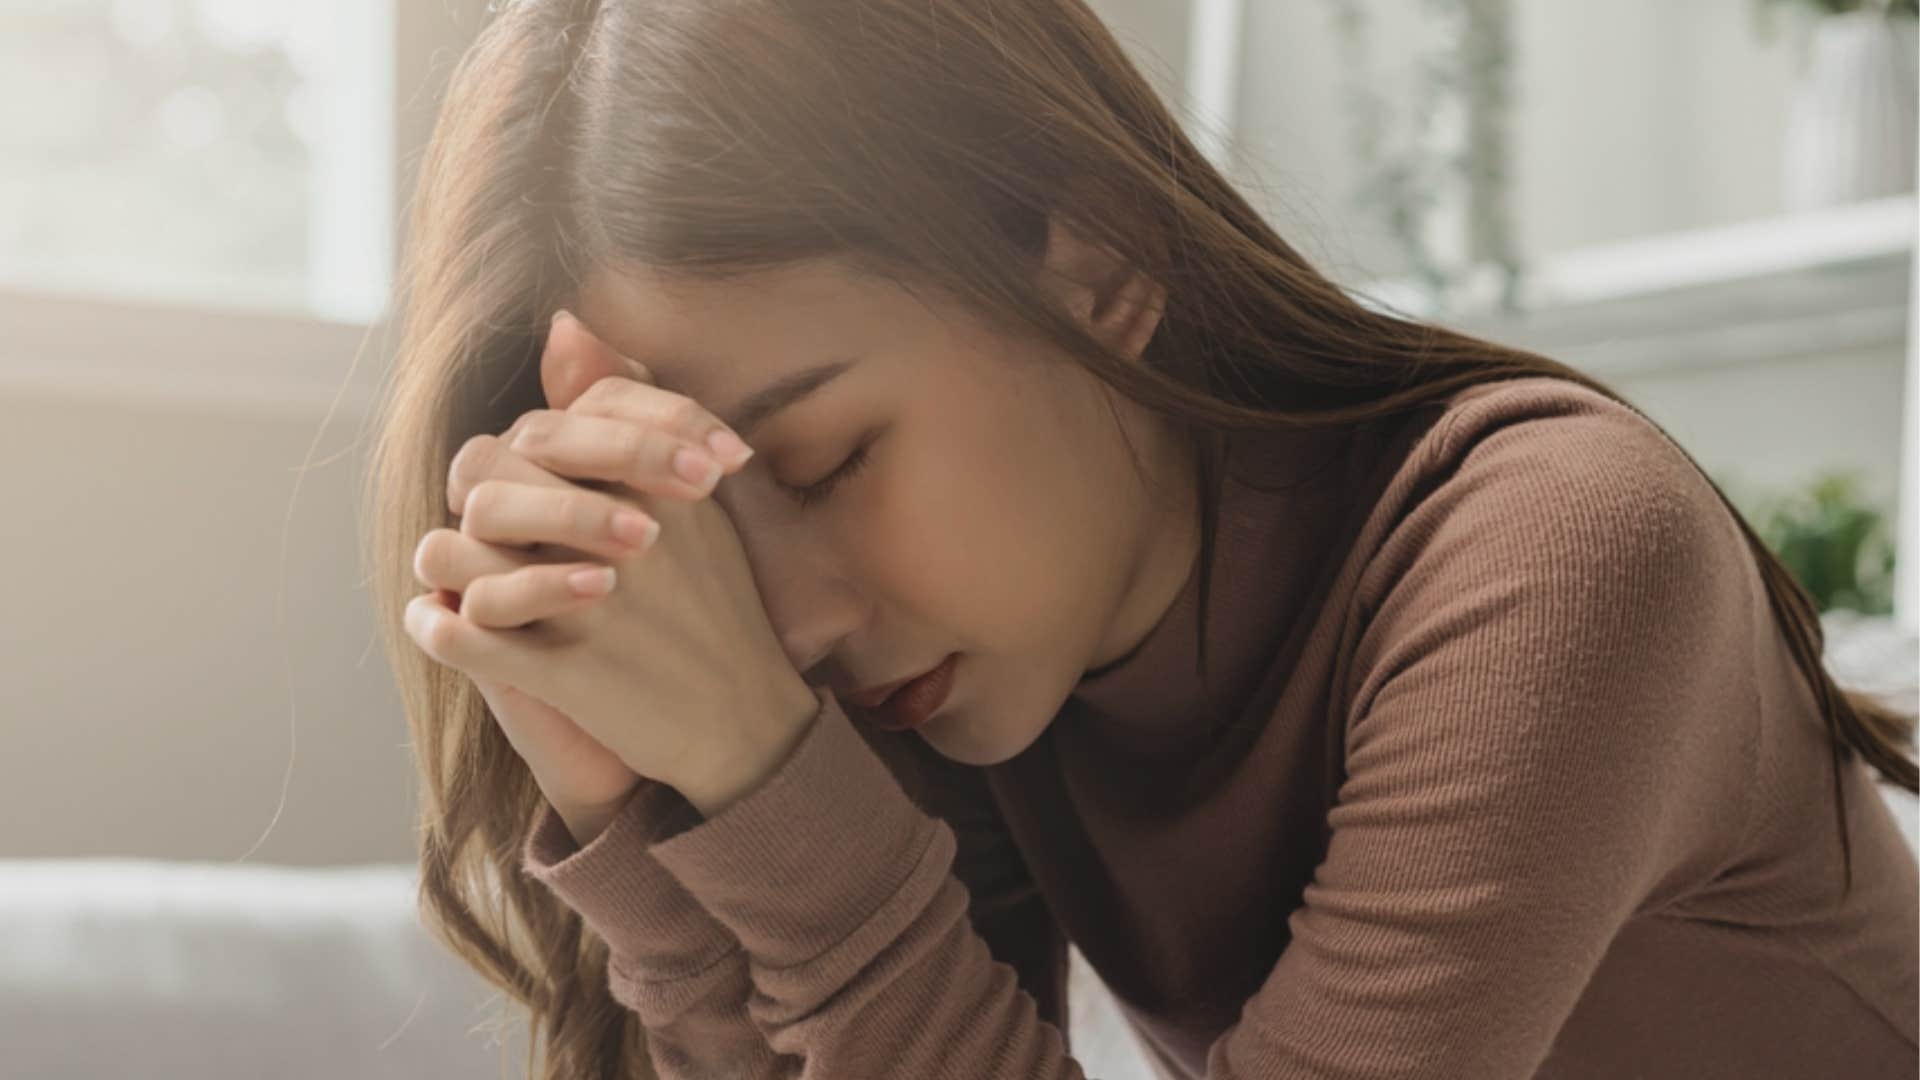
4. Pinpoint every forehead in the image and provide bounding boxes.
[573,258,909,402]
